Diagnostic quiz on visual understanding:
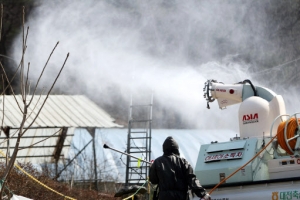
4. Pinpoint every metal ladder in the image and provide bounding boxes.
[125,94,153,185]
